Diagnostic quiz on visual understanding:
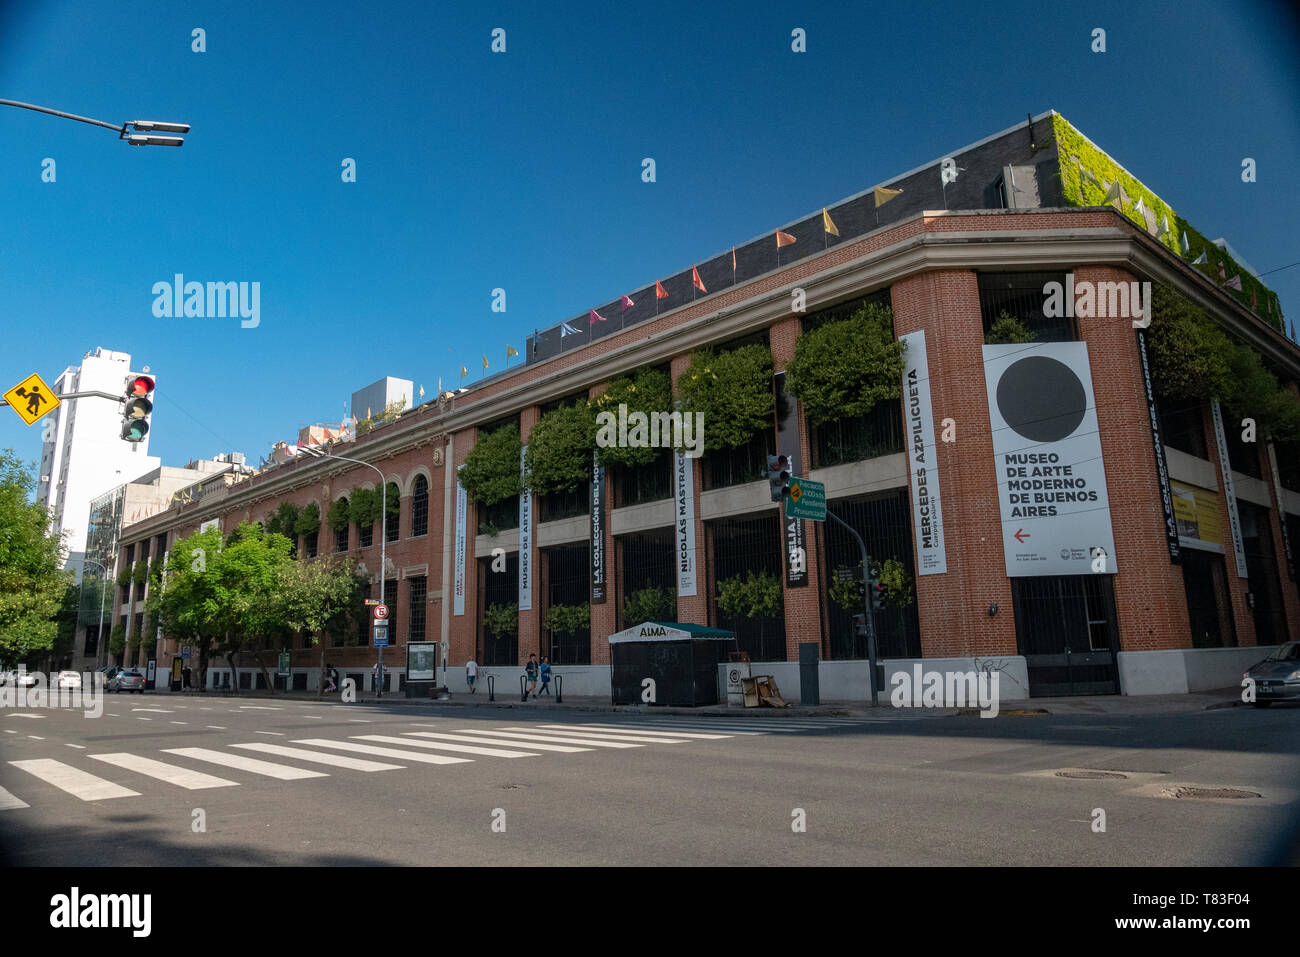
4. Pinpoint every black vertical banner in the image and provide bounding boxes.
[590,450,606,603]
[1136,329,1181,564]
[775,372,808,587]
